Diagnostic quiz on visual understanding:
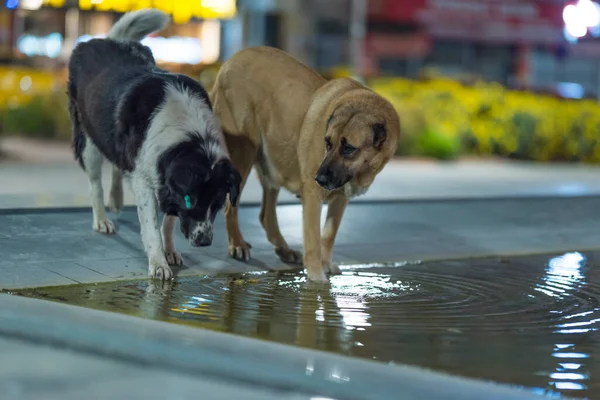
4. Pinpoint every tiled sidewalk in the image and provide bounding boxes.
[2,196,600,289]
